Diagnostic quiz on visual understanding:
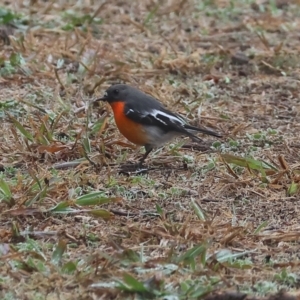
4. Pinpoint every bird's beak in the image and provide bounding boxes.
[94,92,108,102]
